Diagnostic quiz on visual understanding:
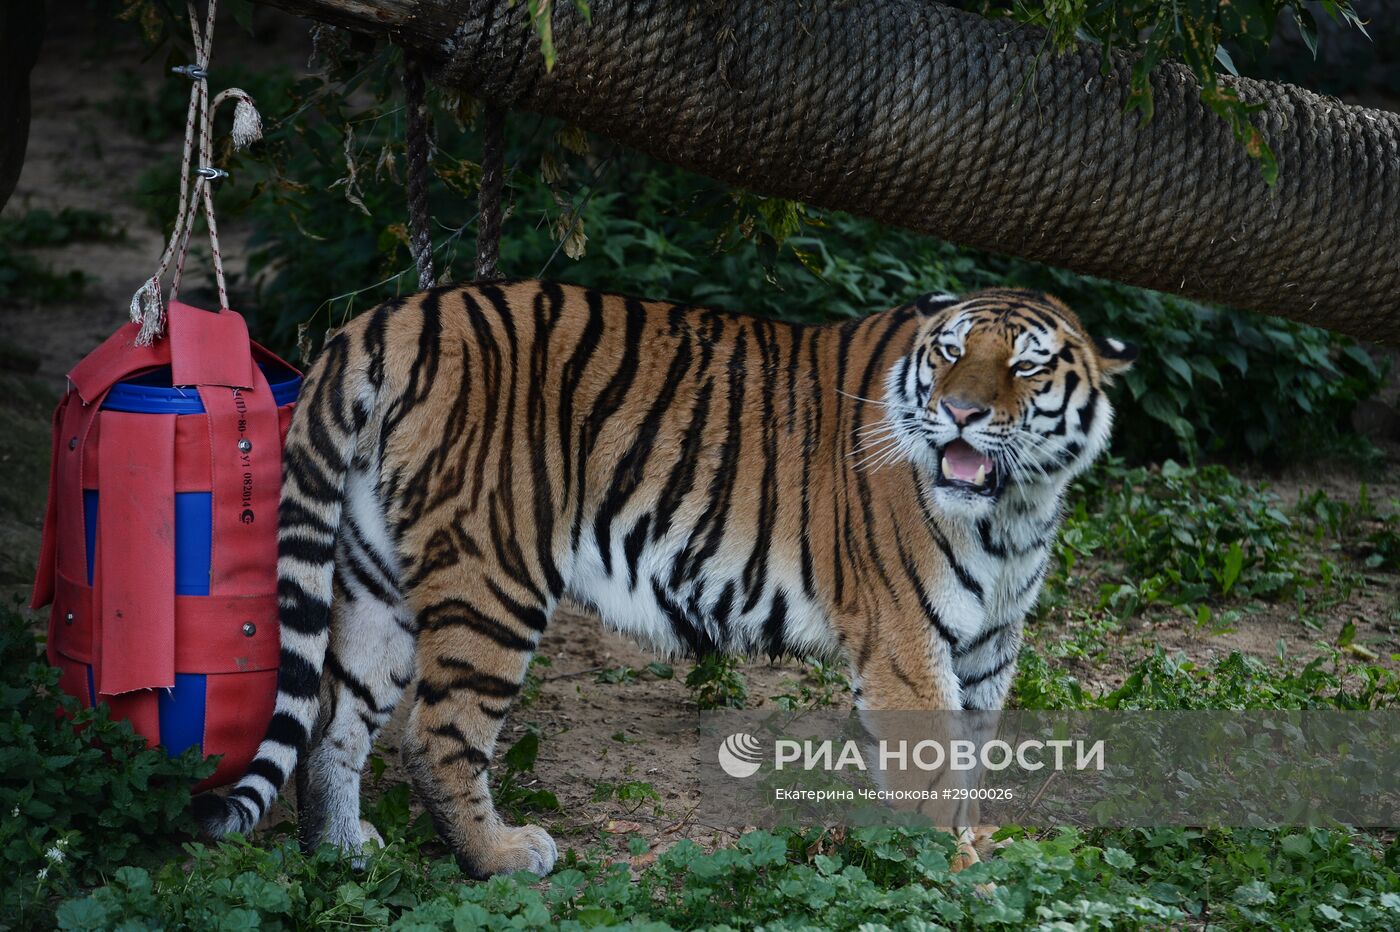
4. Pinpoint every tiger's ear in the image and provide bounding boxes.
[1093,336,1138,379]
[914,292,959,319]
